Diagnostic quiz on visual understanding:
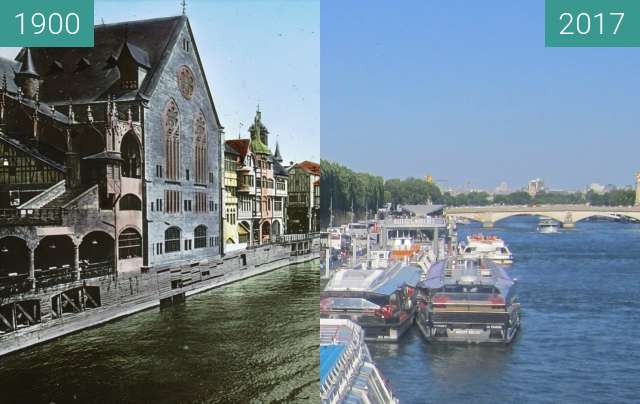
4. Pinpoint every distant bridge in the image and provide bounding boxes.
[445,205,640,228]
